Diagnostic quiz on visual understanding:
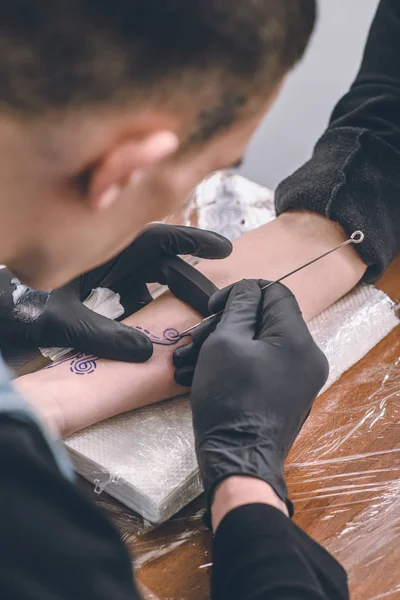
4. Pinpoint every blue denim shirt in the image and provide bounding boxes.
[0,352,74,481]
